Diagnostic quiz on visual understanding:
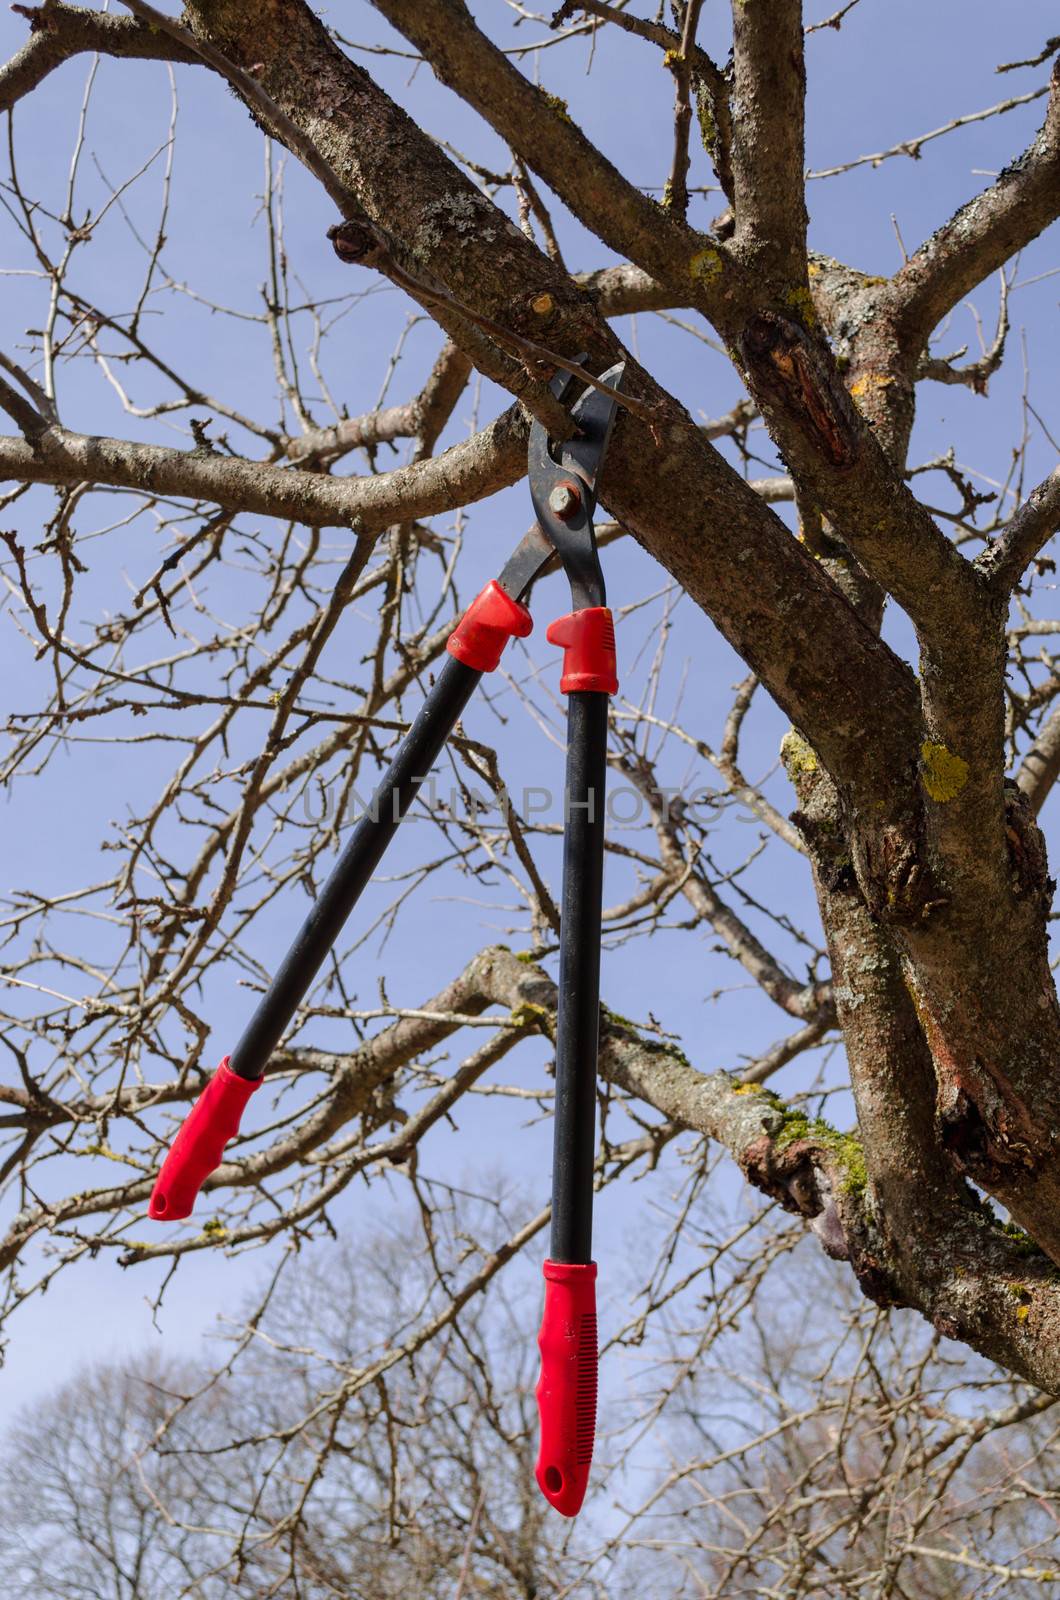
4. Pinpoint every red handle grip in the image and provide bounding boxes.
[447,579,533,672]
[545,607,617,695]
[535,1259,598,1517]
[148,1058,261,1221]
